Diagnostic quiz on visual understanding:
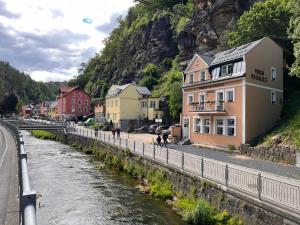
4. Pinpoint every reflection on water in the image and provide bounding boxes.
[23,131,186,225]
